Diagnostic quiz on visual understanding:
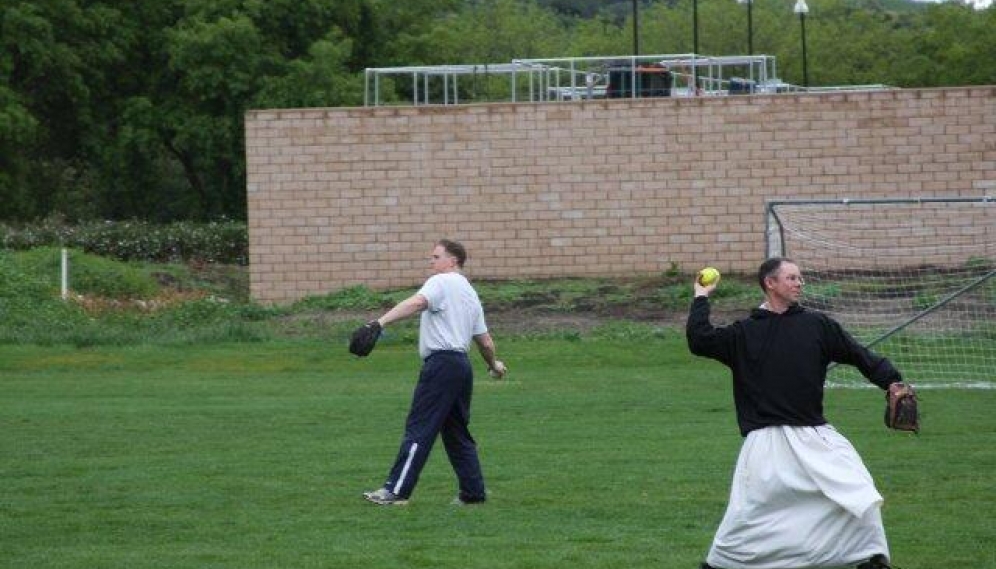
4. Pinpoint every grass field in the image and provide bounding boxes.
[2,334,995,569]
